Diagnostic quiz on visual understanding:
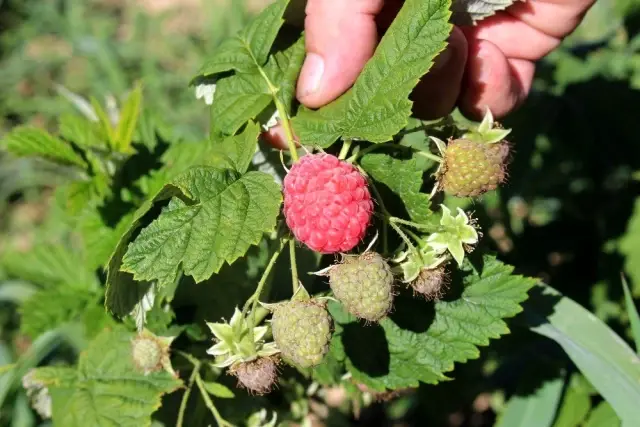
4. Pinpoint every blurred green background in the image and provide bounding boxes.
[1,0,639,426]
